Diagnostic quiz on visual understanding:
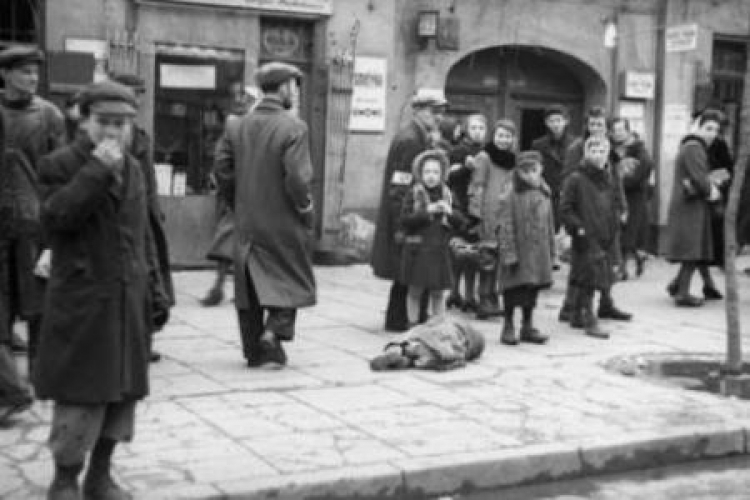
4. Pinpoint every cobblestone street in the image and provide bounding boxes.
[3,258,750,499]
